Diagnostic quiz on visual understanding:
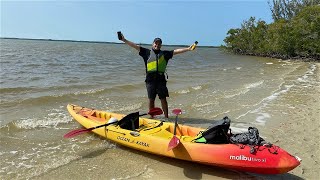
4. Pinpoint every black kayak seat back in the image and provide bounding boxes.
[118,112,140,130]
[195,116,231,144]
